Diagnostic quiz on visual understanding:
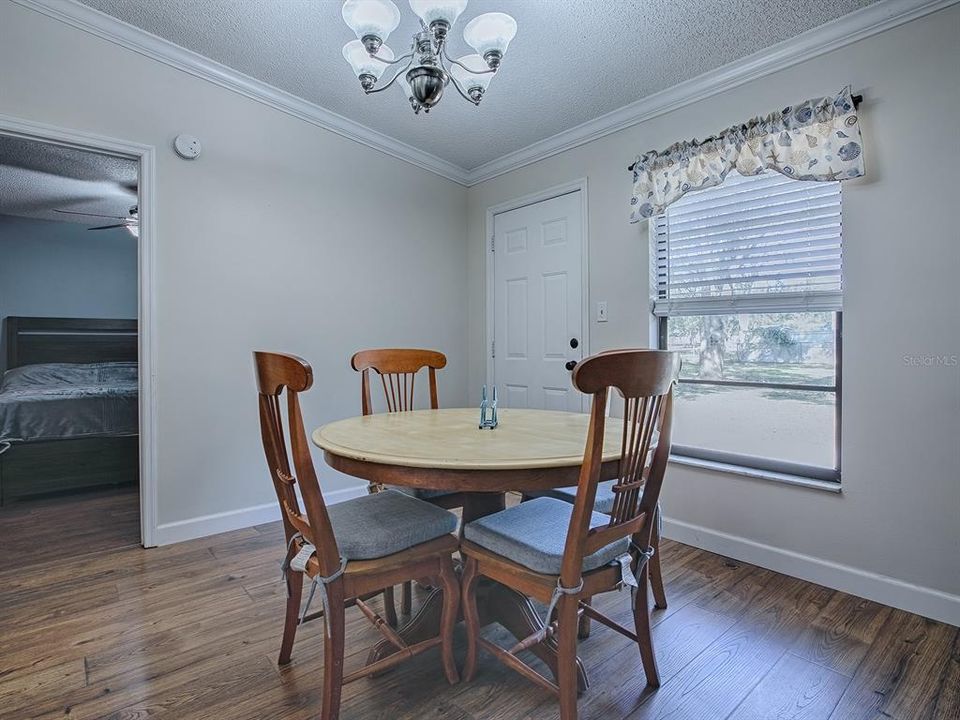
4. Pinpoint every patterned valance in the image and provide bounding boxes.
[629,86,864,223]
